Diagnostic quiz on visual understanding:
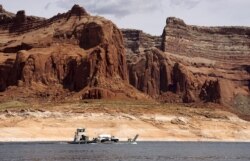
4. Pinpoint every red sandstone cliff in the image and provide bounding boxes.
[162,18,249,107]
[123,18,250,118]
[0,5,249,118]
[0,5,146,100]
